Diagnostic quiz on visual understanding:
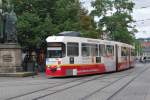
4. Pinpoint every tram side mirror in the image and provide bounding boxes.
[70,57,74,64]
